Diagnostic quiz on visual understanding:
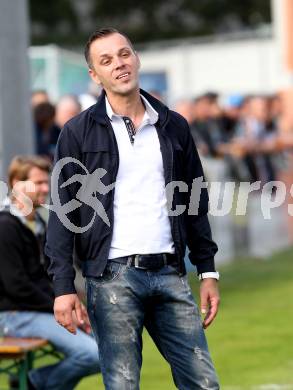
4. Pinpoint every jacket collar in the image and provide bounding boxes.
[89,88,169,128]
